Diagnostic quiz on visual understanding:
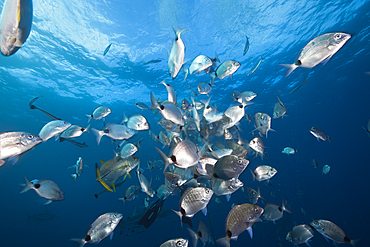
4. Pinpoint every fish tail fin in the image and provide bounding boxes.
[90,128,104,145]
[70,238,86,247]
[327,136,331,143]
[94,194,99,199]
[0,159,5,166]
[20,177,32,193]
[85,114,92,123]
[281,198,292,213]
[250,169,256,181]
[84,124,91,133]
[214,52,220,62]
[150,91,160,110]
[155,147,170,173]
[173,26,189,39]
[172,209,183,228]
[257,186,266,201]
[216,236,230,247]
[278,63,299,77]
[118,198,125,206]
[187,228,199,247]
[350,239,361,247]
[71,174,78,183]
[95,163,113,192]
[209,73,216,83]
